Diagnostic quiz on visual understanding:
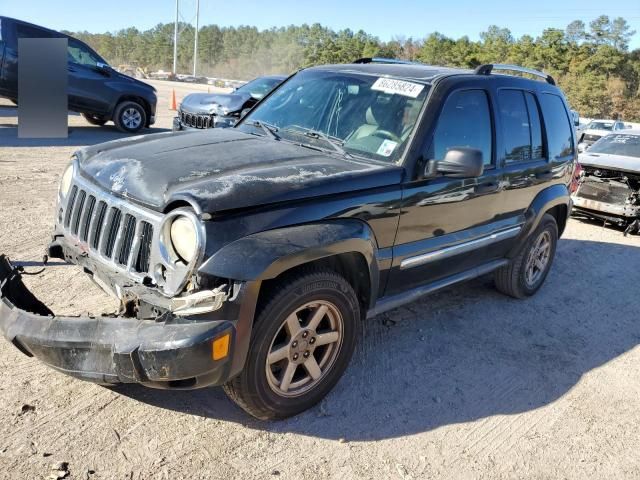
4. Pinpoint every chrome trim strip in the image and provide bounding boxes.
[399,226,522,270]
